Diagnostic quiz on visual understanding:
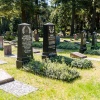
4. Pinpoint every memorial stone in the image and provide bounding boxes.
[42,23,57,58]
[16,23,33,68]
[33,29,39,41]
[56,35,60,45]
[91,31,97,49]
[79,30,87,53]
[0,36,3,49]
[4,45,12,56]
